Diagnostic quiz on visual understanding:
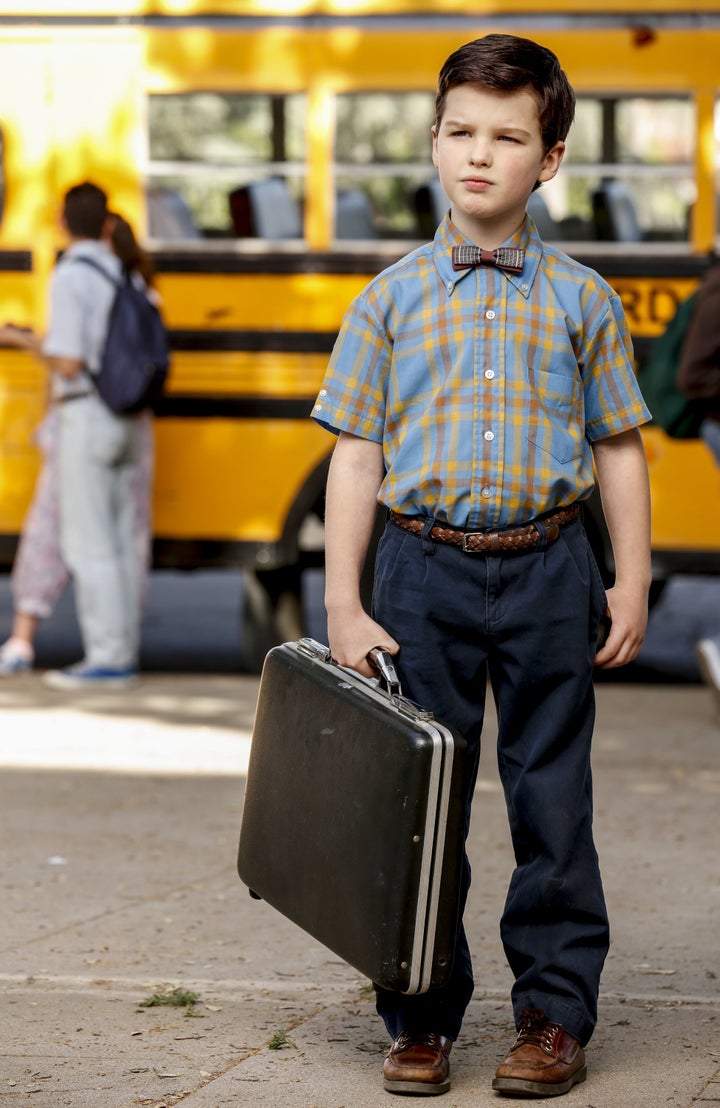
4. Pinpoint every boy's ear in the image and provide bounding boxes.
[431,125,439,168]
[538,140,565,184]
